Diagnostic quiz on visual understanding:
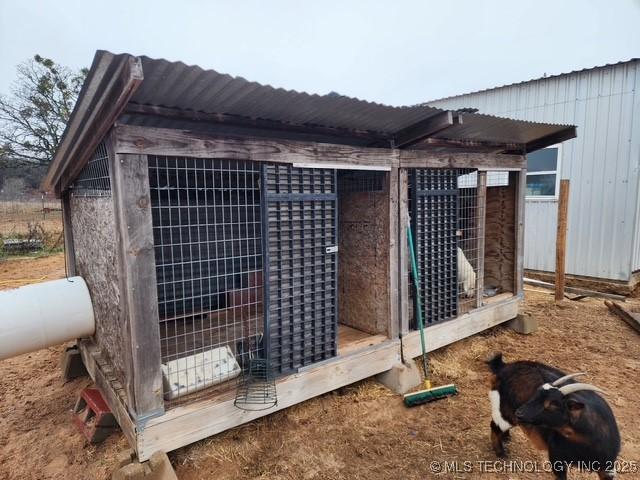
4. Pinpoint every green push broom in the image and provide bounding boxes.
[403,225,458,407]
